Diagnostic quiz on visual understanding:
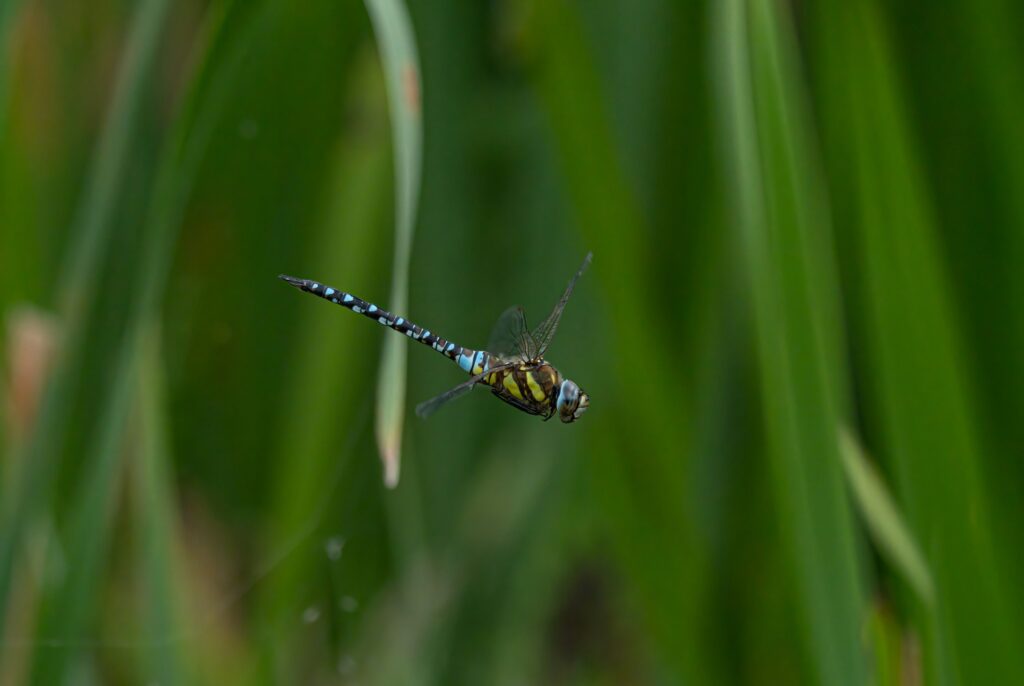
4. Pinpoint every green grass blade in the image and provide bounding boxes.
[24,0,263,678]
[947,0,1024,598]
[712,1,867,683]
[0,0,172,637]
[812,1,1024,681]
[29,325,139,683]
[0,0,28,139]
[134,325,189,685]
[363,0,422,488]
[839,427,934,606]
[59,0,171,316]
[1,2,46,336]
[525,0,707,679]
[131,0,265,313]
[257,101,391,671]
[865,601,909,686]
